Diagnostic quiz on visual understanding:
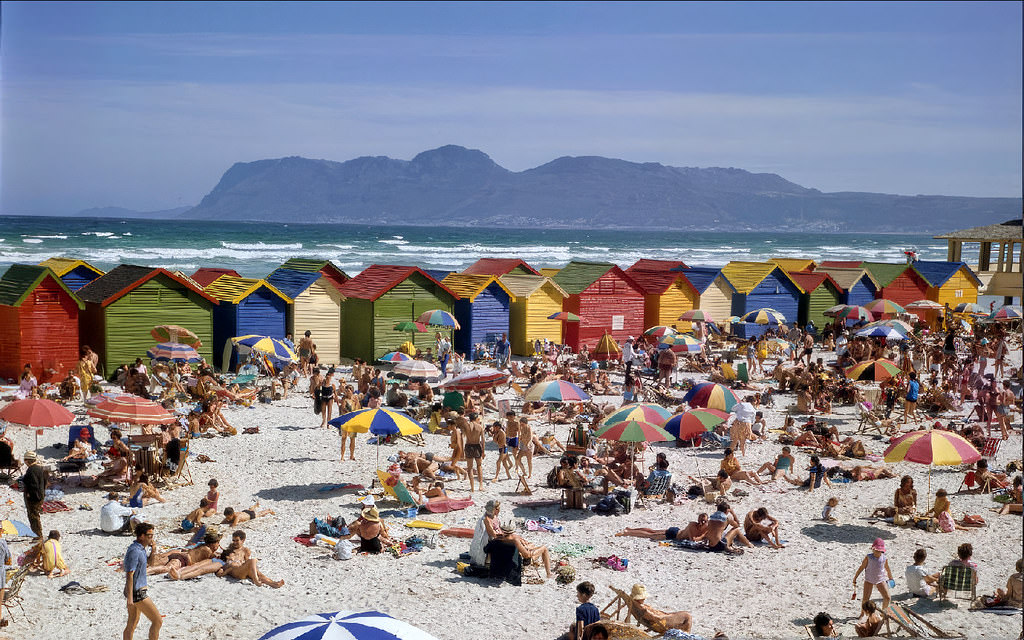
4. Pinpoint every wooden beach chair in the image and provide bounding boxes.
[0,440,23,480]
[172,436,193,486]
[601,586,666,635]
[856,402,889,437]
[882,603,962,638]
[2,563,30,622]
